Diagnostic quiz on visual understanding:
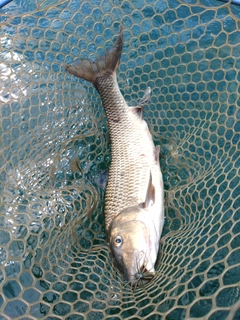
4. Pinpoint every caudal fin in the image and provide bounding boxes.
[65,26,123,84]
